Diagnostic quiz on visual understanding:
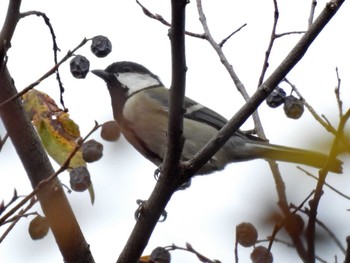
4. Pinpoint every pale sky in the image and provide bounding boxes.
[1,0,350,262]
